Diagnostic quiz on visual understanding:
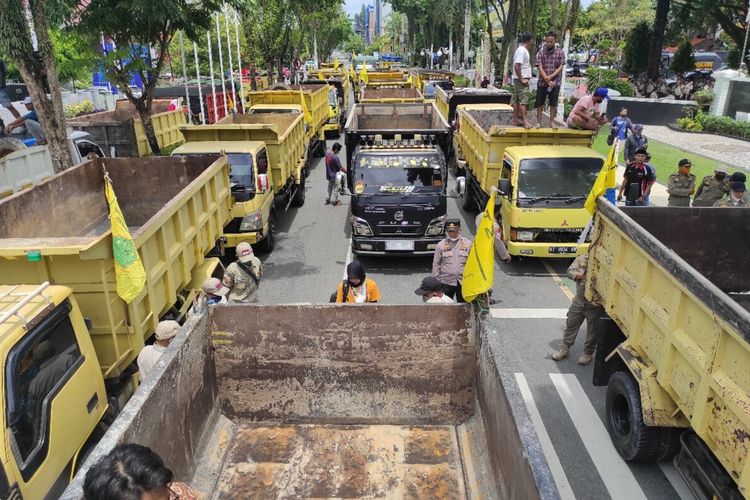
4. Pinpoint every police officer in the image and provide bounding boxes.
[223,242,262,303]
[728,172,750,204]
[432,219,472,303]
[667,159,696,207]
[714,182,749,207]
[692,168,729,206]
[551,254,603,365]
